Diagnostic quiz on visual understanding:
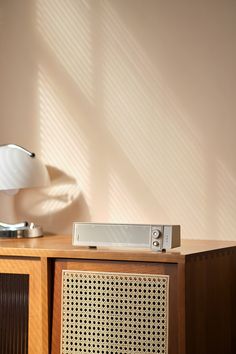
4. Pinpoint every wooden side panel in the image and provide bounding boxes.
[177,262,186,354]
[51,259,181,354]
[185,249,236,354]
